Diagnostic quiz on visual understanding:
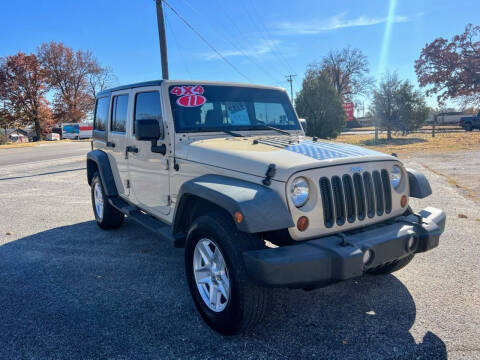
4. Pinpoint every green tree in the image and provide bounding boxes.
[372,73,429,139]
[296,71,345,138]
